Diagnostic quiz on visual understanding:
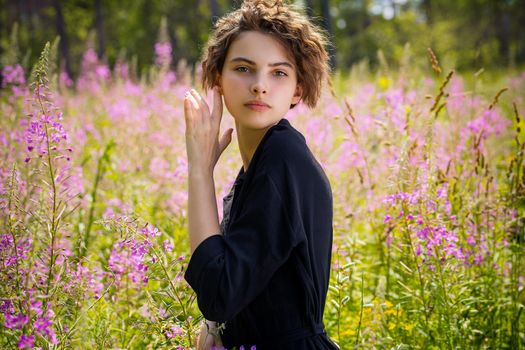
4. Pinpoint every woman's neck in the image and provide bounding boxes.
[235,119,275,172]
